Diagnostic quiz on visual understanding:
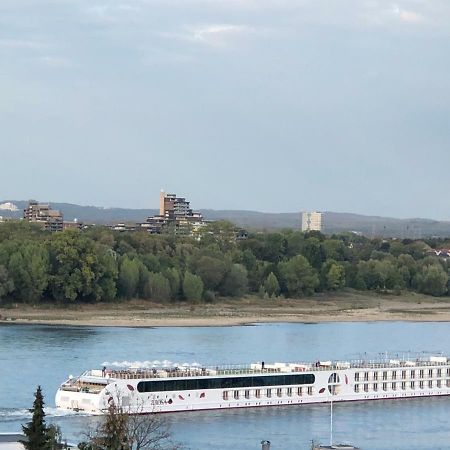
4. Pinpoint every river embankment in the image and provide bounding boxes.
[2,291,450,327]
